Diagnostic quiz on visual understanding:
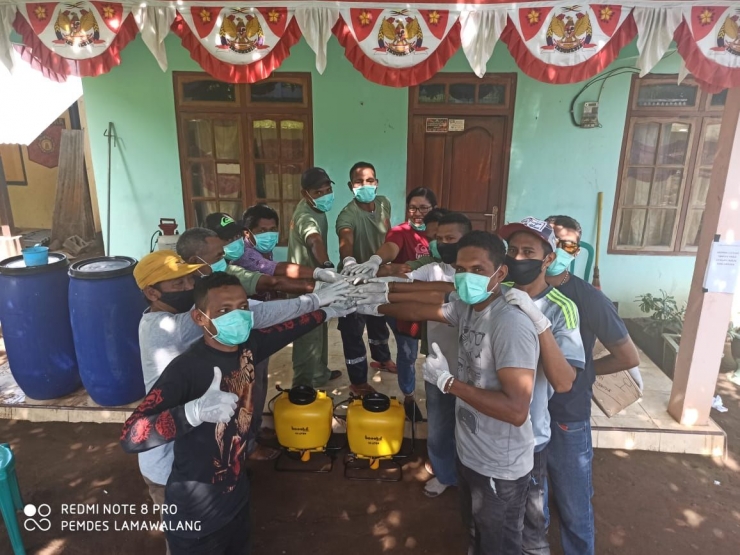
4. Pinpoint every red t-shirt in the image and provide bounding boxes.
[386,222,430,264]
